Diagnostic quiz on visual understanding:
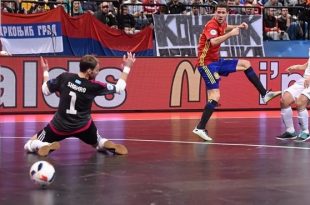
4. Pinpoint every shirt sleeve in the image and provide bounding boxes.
[204,21,219,41]
[46,73,63,93]
[92,81,116,96]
